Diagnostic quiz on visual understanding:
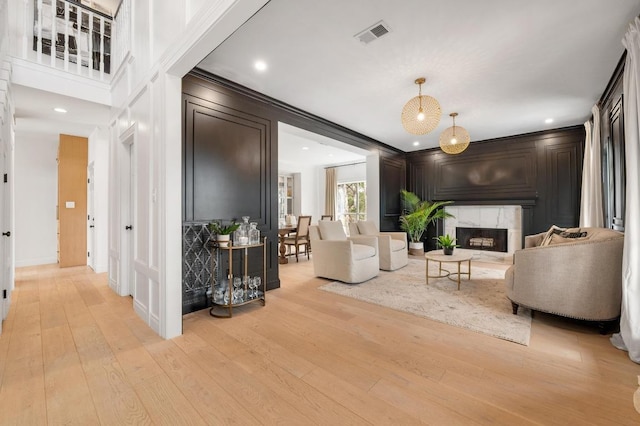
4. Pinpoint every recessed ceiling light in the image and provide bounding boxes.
[302,146,309,150]
[545,118,554,124]
[412,141,420,146]
[53,107,67,113]
[254,60,267,72]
